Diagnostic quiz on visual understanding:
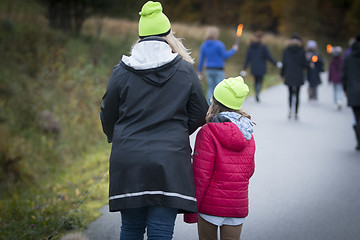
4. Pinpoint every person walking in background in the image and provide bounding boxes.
[241,31,282,102]
[100,1,209,239]
[197,26,238,103]
[328,46,344,110]
[344,37,356,58]
[305,40,324,102]
[281,34,307,120]
[184,76,255,240]
[341,35,360,151]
